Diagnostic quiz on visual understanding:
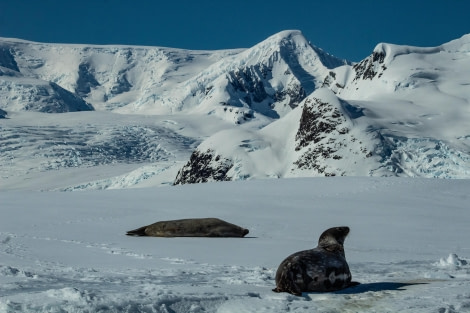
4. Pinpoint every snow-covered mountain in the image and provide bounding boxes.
[175,34,470,183]
[1,31,469,190]
[0,30,346,122]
